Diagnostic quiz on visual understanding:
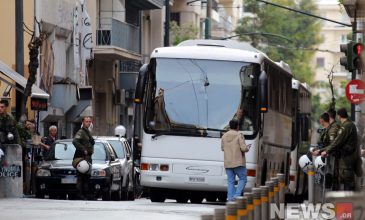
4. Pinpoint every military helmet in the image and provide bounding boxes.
[299,154,313,173]
[314,156,326,174]
[76,160,91,174]
[114,125,126,137]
